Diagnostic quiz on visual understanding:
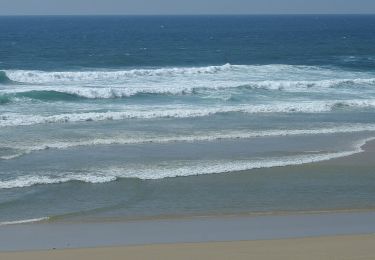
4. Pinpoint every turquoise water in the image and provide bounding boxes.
[1,15,375,223]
